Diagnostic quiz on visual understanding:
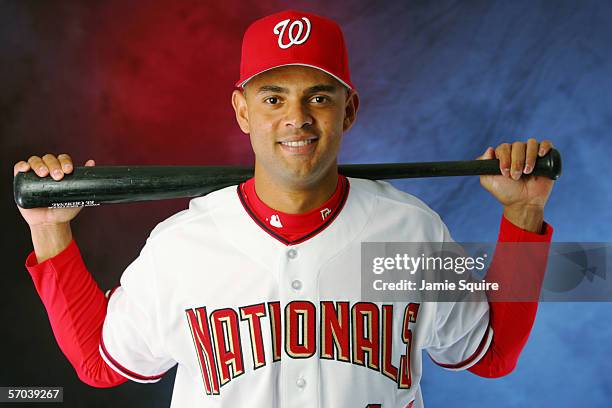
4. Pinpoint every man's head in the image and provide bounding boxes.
[231,10,359,189]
